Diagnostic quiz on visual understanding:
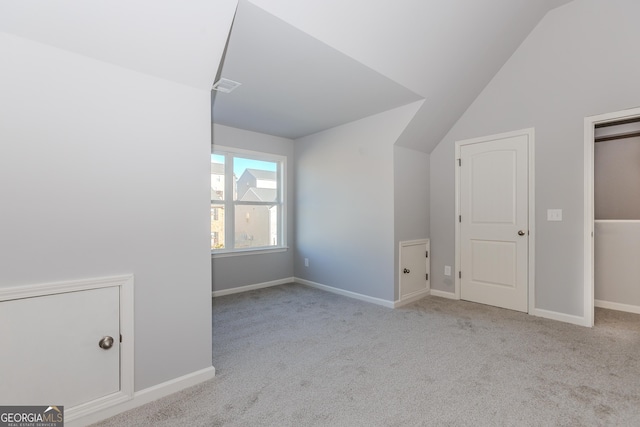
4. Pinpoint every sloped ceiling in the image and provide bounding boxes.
[222,0,574,151]
[212,1,423,139]
[0,0,574,152]
[0,0,237,90]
